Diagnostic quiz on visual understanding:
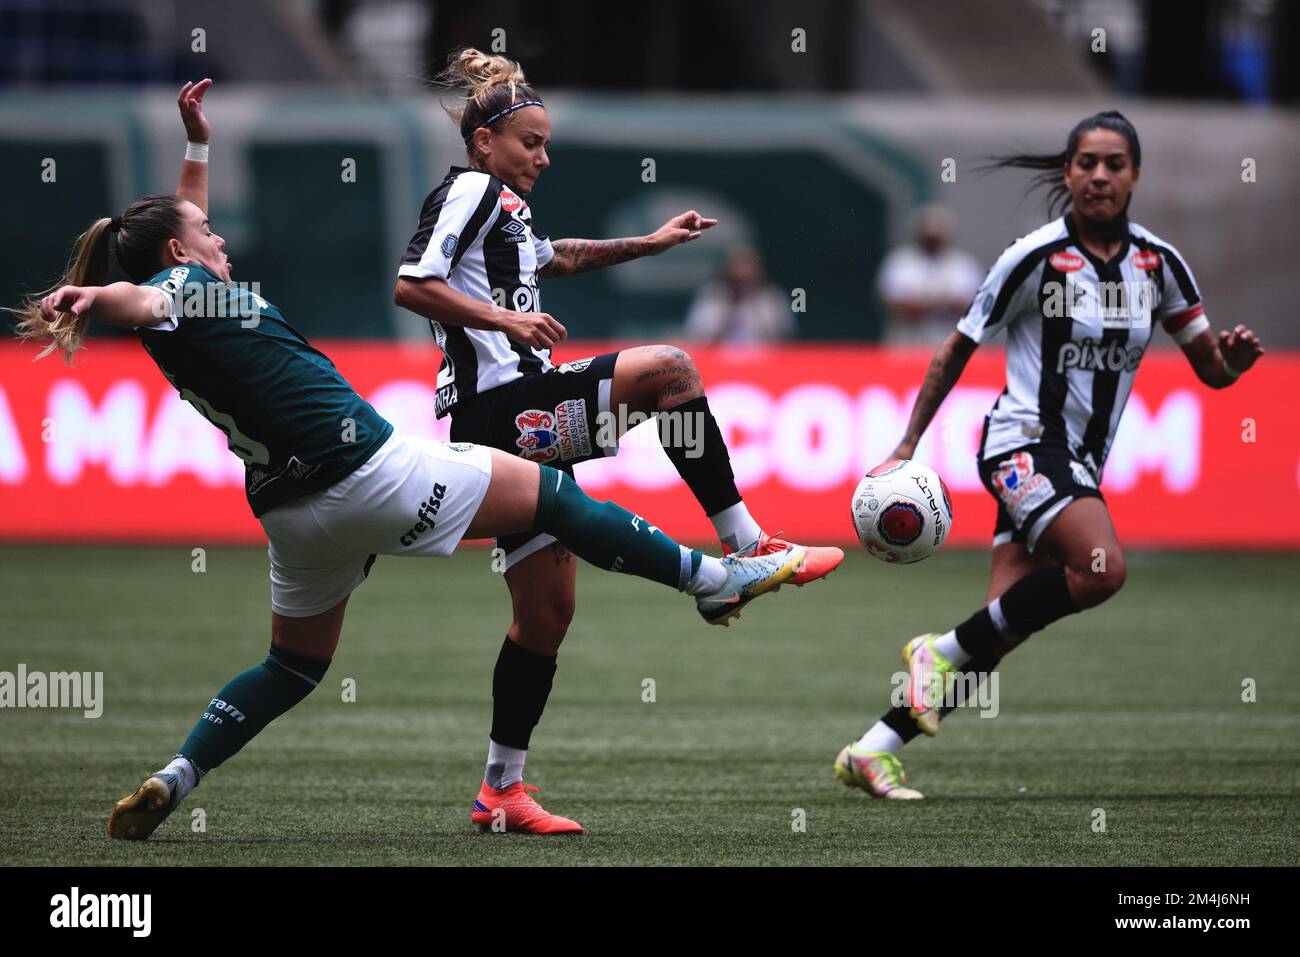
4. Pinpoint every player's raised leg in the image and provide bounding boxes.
[608,344,843,582]
[108,599,347,840]
[468,449,804,625]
